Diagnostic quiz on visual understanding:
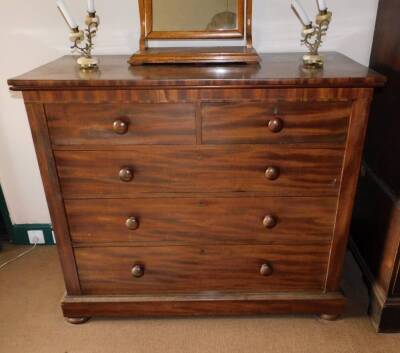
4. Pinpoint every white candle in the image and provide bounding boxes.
[291,0,312,27]
[57,0,78,29]
[88,0,95,13]
[317,0,328,11]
